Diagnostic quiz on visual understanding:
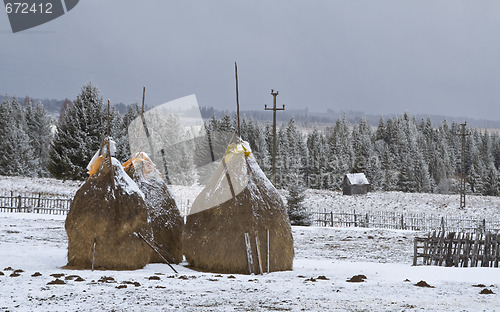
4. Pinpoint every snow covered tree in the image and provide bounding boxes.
[306,128,328,189]
[482,164,499,196]
[49,82,105,180]
[327,117,354,190]
[0,97,36,176]
[286,184,311,226]
[25,101,52,177]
